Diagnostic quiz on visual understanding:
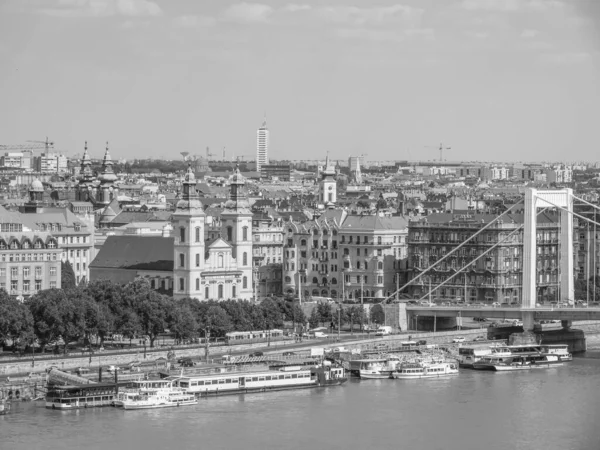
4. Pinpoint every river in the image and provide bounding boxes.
[3,352,600,450]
